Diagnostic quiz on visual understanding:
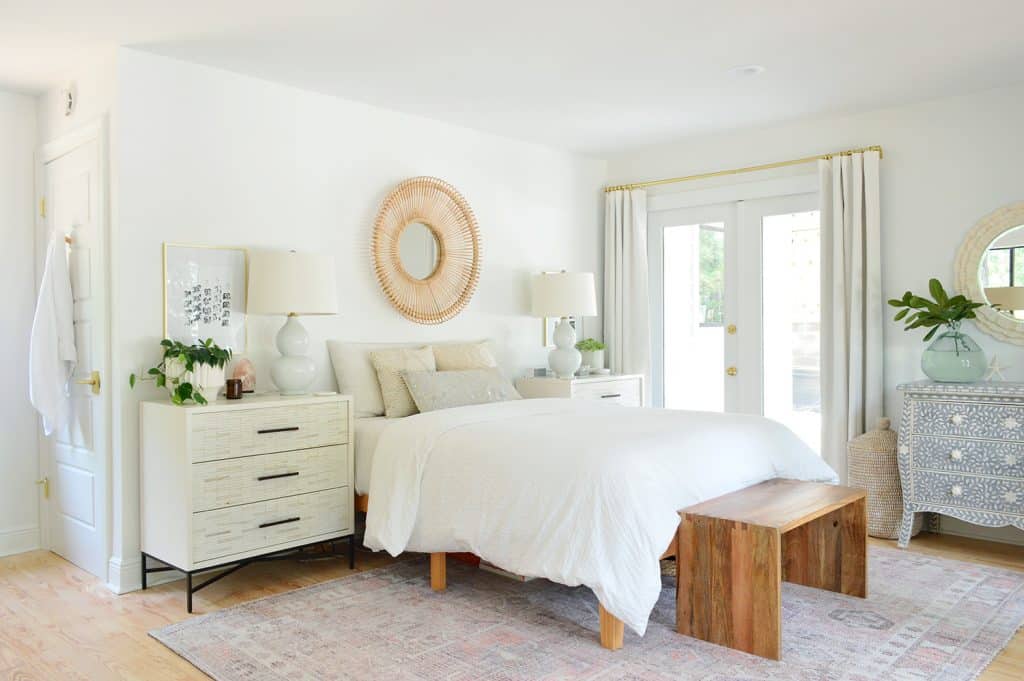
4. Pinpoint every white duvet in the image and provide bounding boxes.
[364,399,837,635]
